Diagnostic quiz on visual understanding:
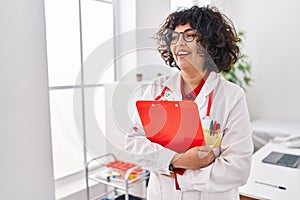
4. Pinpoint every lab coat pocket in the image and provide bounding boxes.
[202,117,223,148]
[201,188,239,200]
